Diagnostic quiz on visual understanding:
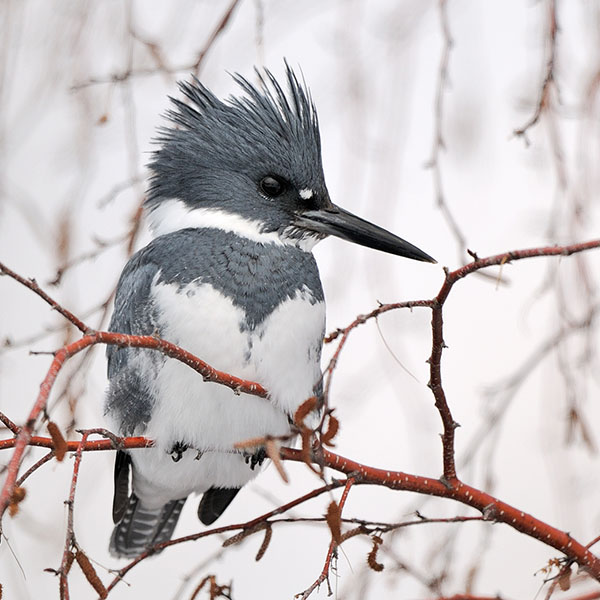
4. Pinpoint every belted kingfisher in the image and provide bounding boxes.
[105,64,434,558]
